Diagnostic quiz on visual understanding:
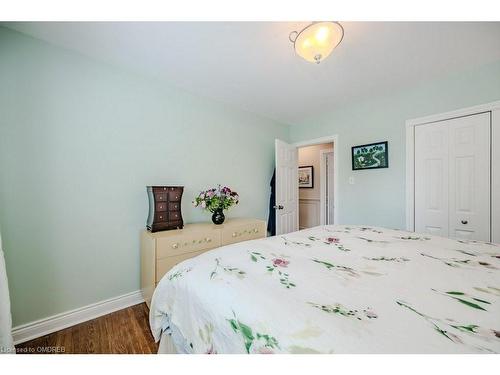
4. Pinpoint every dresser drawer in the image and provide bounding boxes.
[221,222,266,246]
[156,230,220,258]
[156,250,207,283]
